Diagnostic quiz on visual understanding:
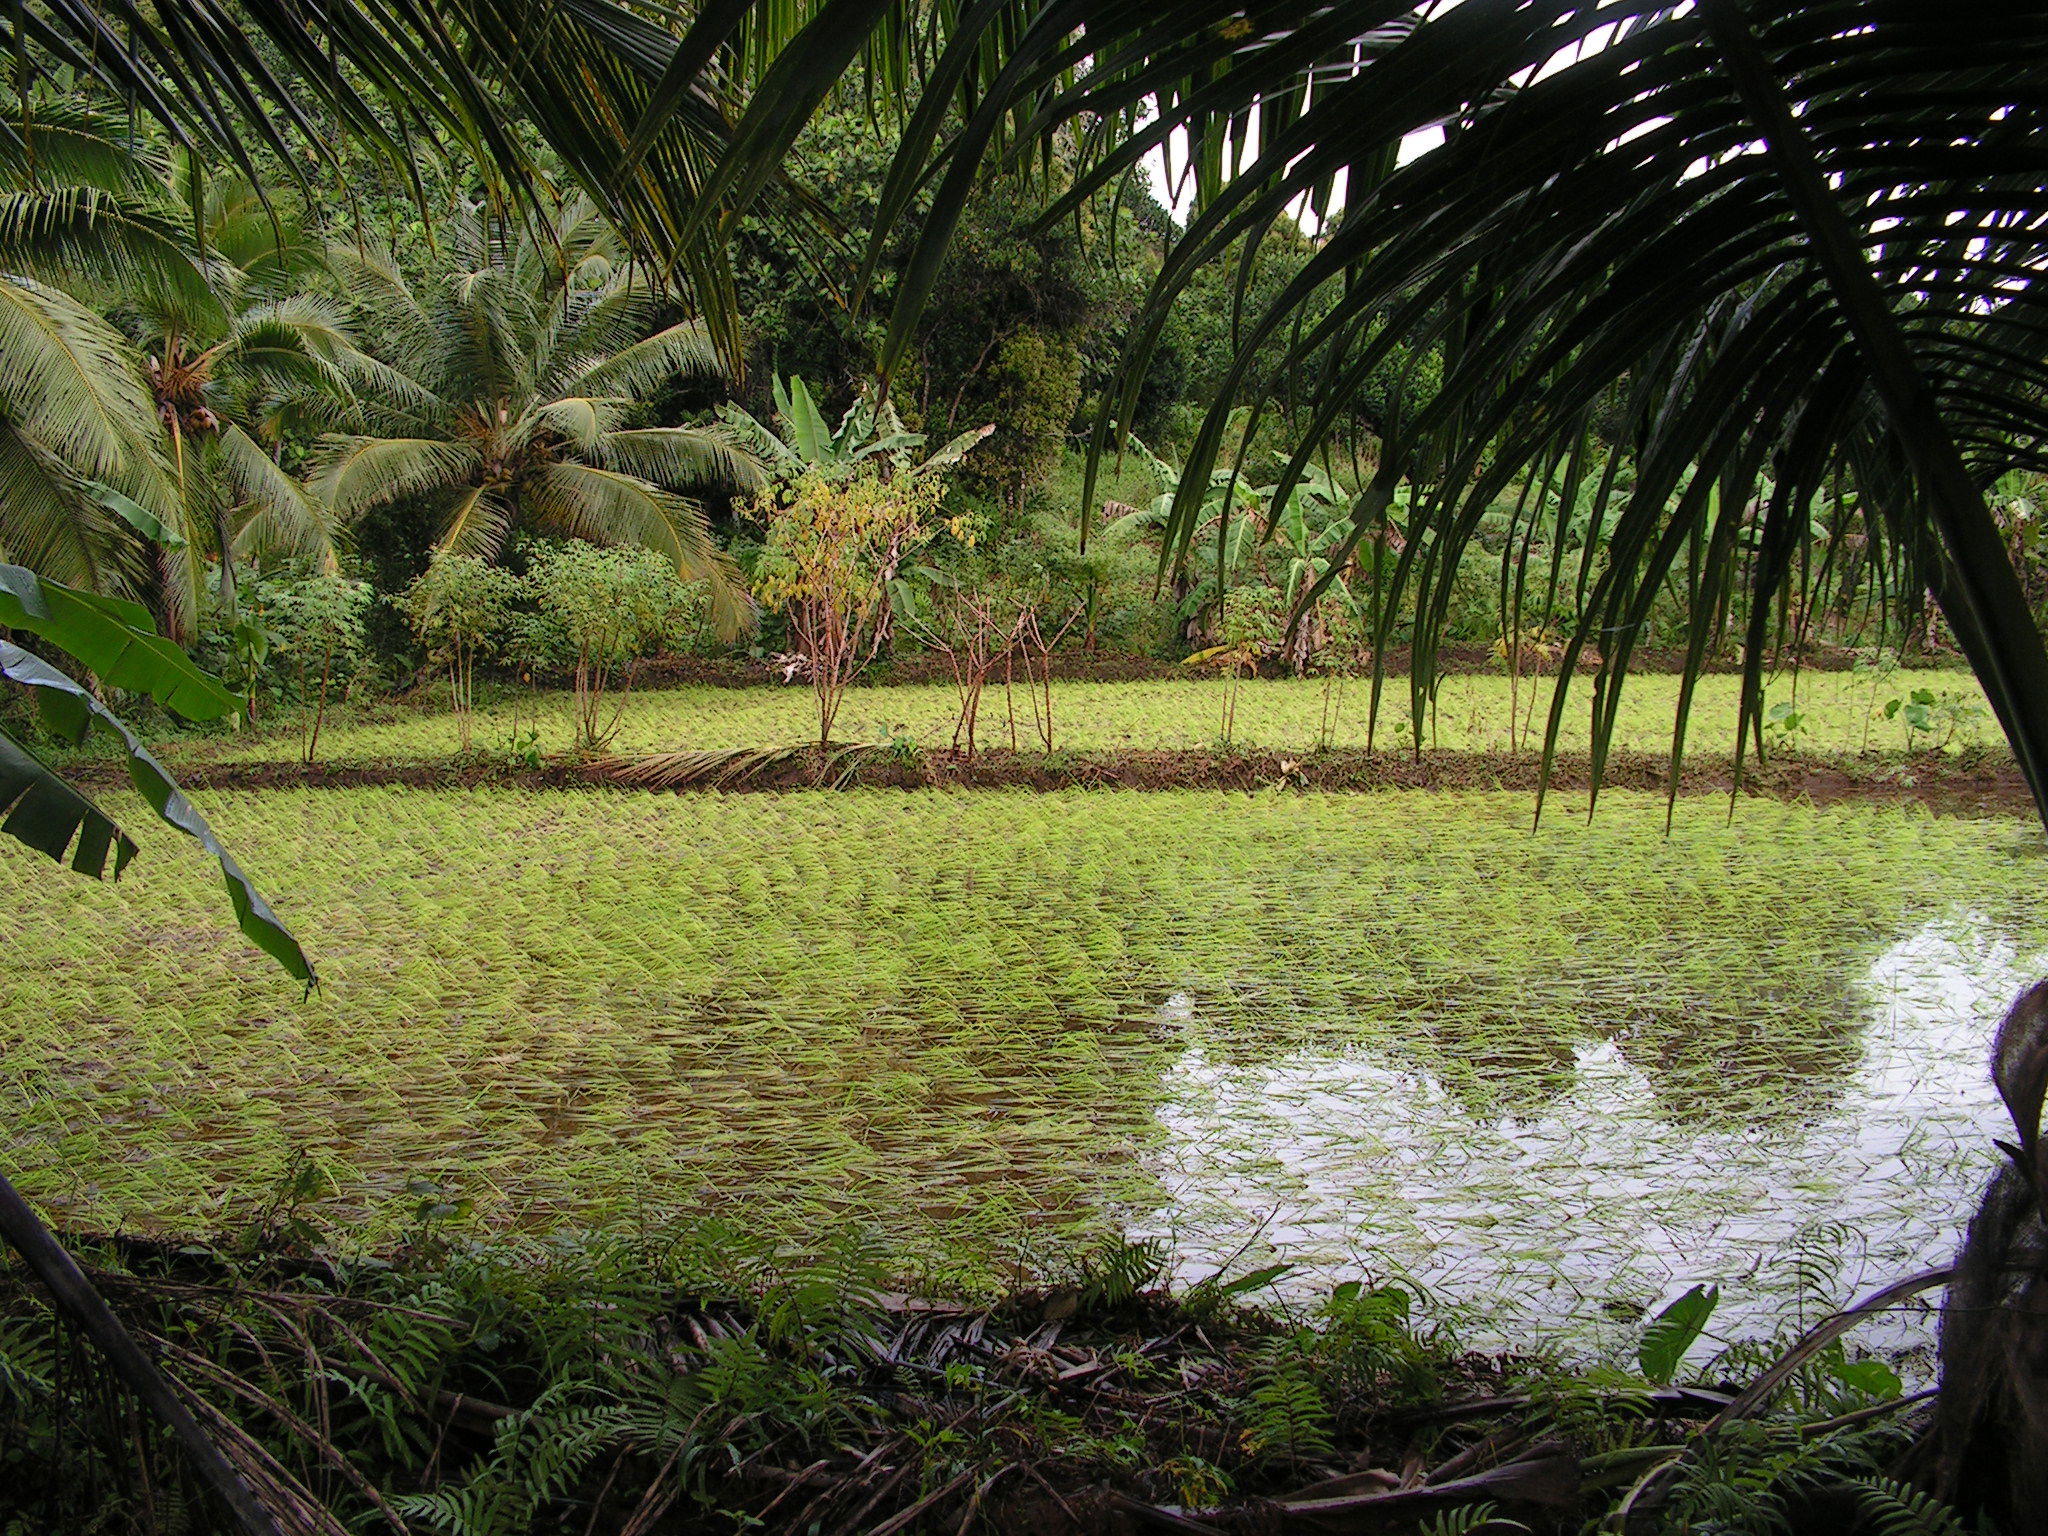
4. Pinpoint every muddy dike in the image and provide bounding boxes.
[74,744,2036,817]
